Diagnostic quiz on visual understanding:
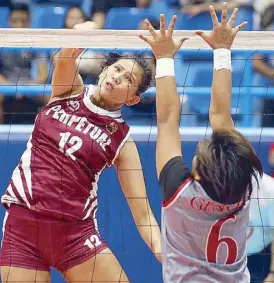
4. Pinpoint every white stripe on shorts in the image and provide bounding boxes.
[1,211,9,248]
